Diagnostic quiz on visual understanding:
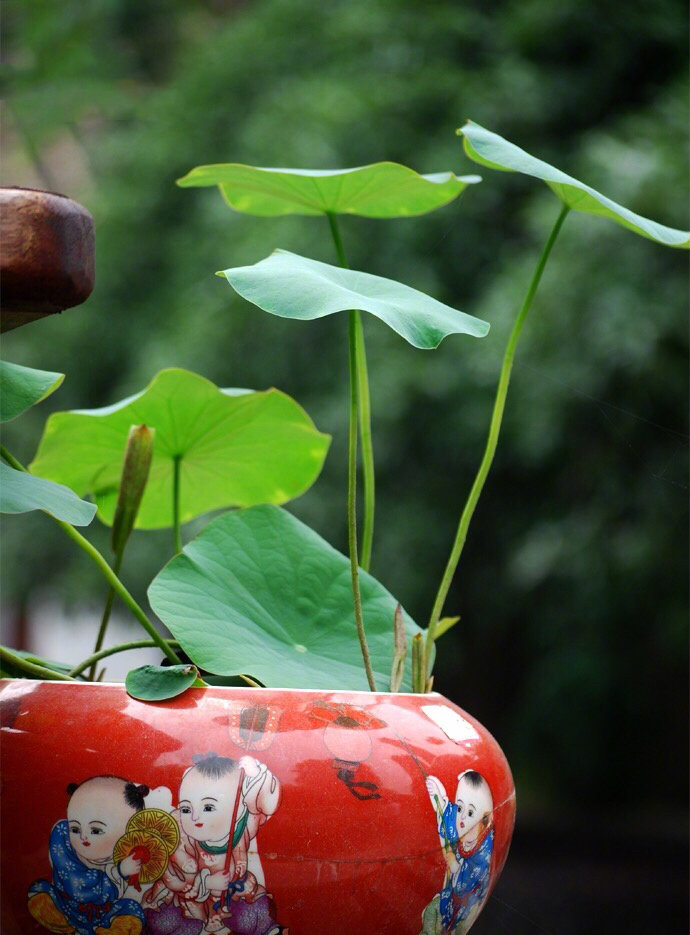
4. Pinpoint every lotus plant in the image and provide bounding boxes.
[1,122,687,700]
